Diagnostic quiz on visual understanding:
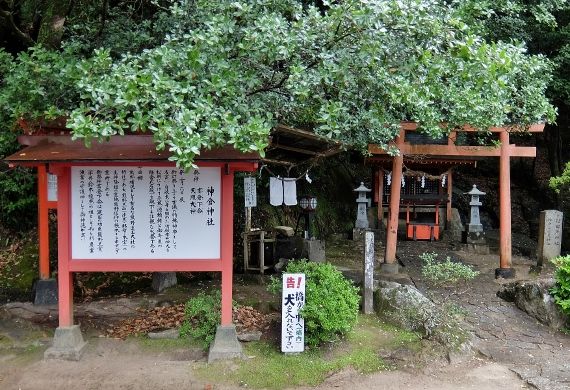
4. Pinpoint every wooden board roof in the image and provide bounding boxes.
[4,135,260,164]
